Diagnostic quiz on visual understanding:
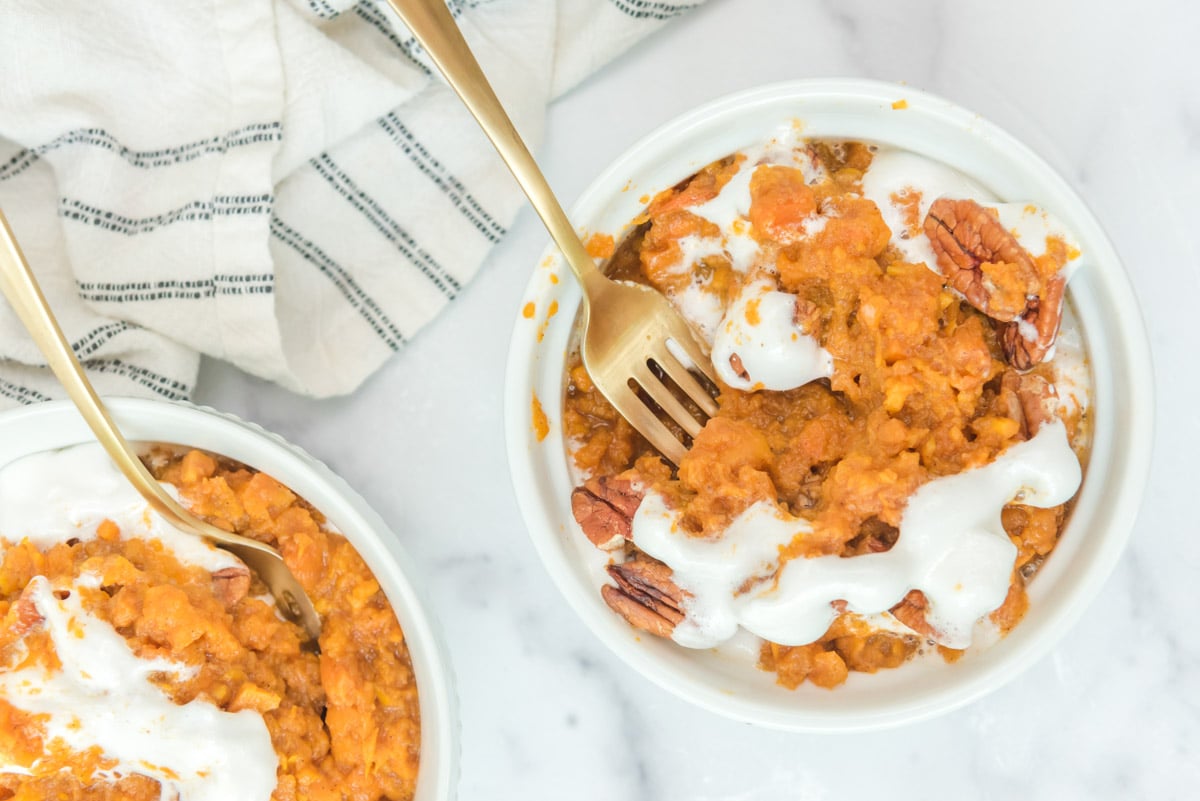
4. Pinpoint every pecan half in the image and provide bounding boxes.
[212,565,252,607]
[924,198,1039,320]
[602,553,686,638]
[998,274,1066,370]
[570,476,644,550]
[925,198,1065,369]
